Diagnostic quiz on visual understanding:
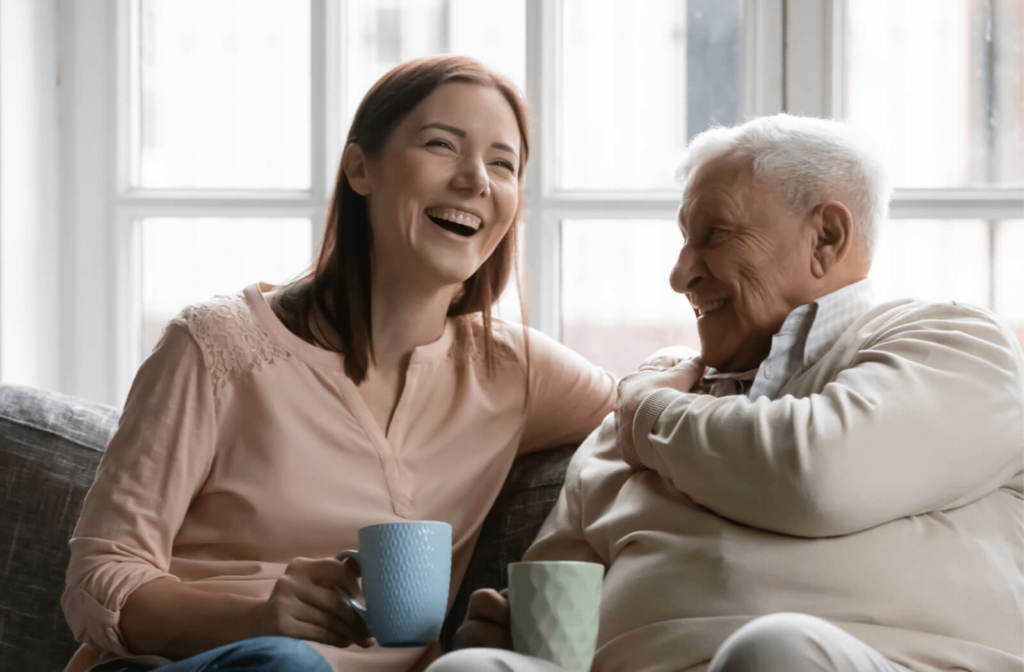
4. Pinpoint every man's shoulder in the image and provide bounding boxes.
[856,298,1018,348]
[789,297,1023,396]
